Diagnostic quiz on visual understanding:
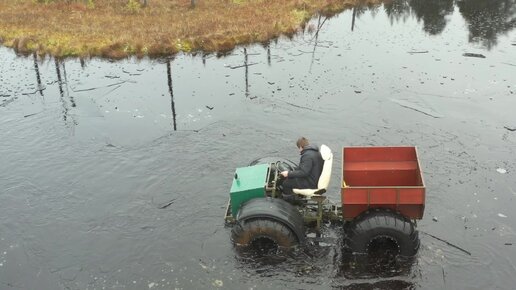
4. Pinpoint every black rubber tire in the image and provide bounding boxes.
[344,209,419,257]
[231,218,299,250]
